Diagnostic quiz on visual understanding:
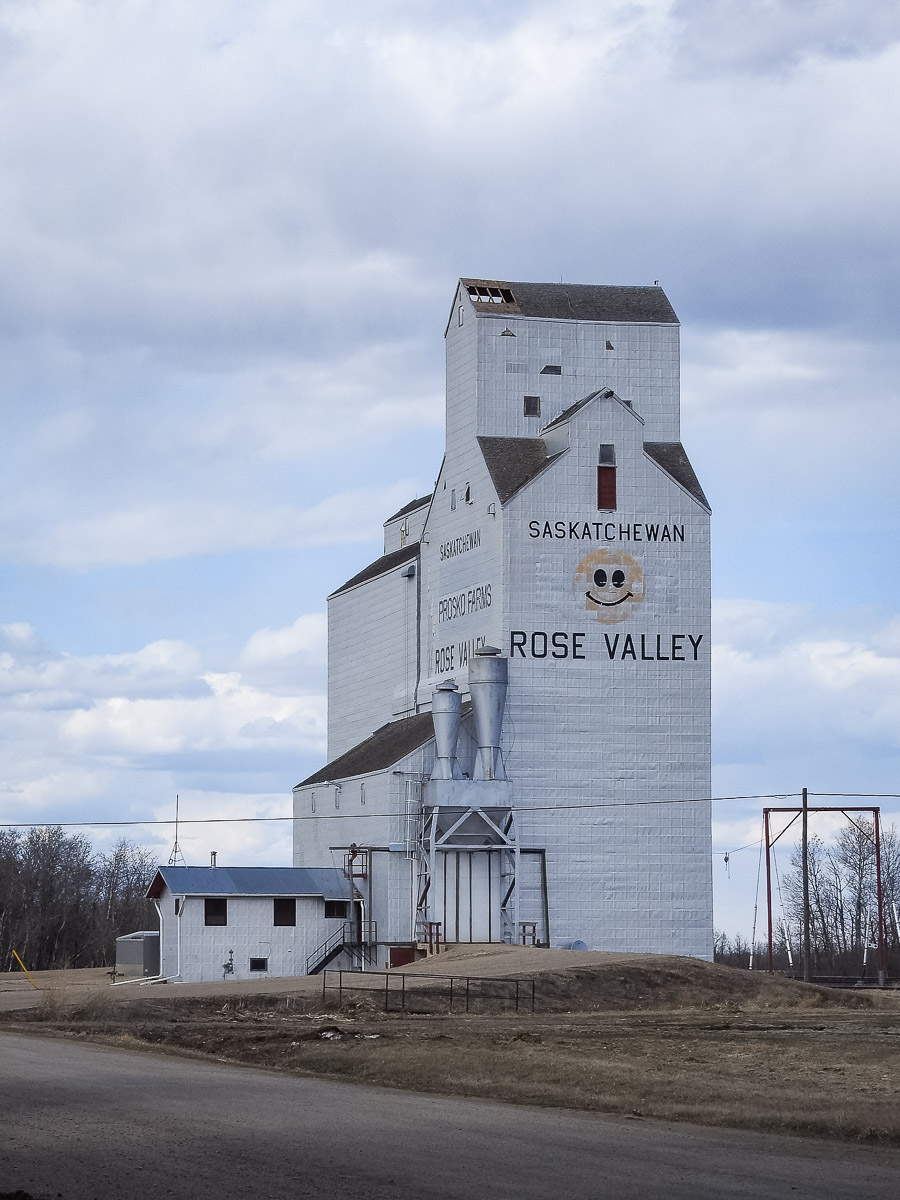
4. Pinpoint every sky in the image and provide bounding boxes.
[1,0,899,939]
